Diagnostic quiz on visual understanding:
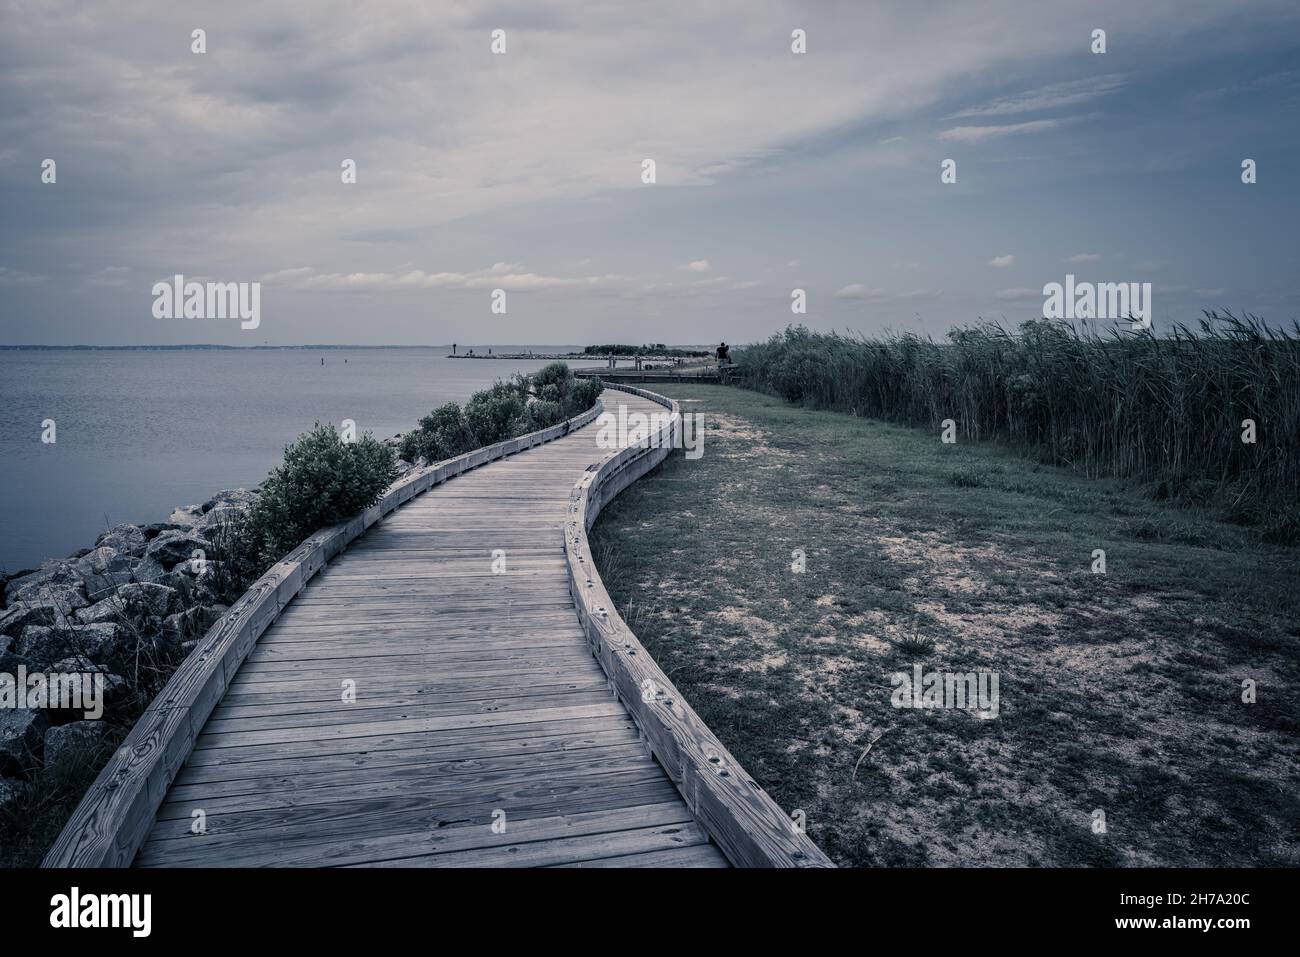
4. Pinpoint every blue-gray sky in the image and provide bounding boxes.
[2,0,1298,345]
